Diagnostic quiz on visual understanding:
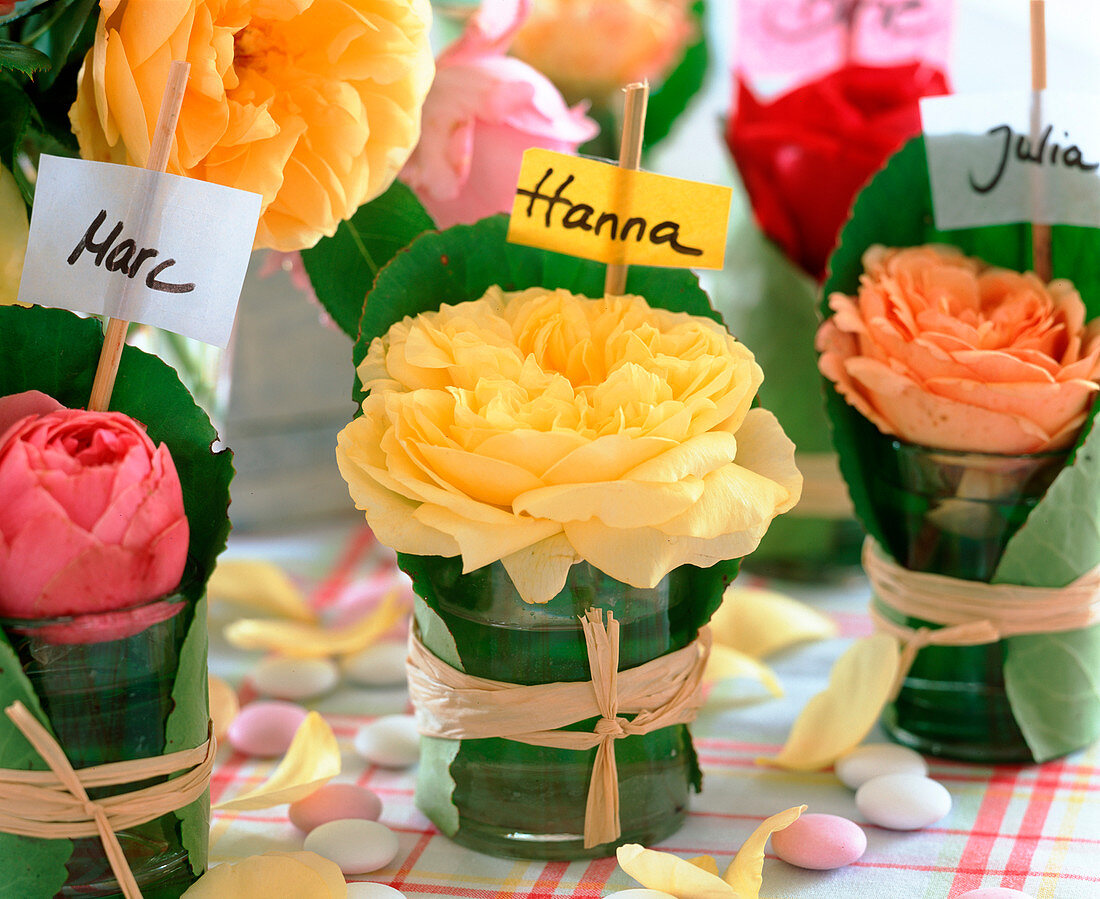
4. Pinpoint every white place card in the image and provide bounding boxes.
[18,155,261,347]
